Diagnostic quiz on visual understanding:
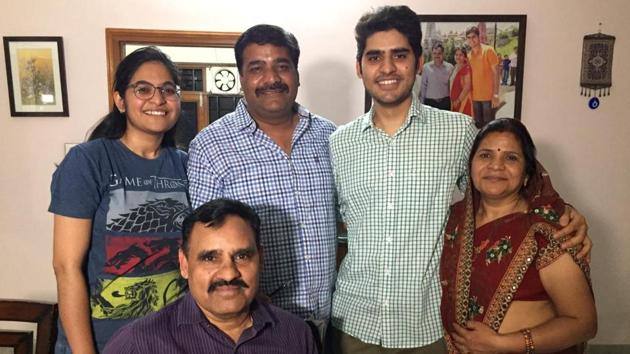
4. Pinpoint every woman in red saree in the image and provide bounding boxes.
[450,46,473,116]
[440,119,596,354]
